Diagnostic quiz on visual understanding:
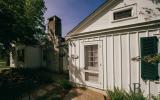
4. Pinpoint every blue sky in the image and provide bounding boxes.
[44,0,106,36]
